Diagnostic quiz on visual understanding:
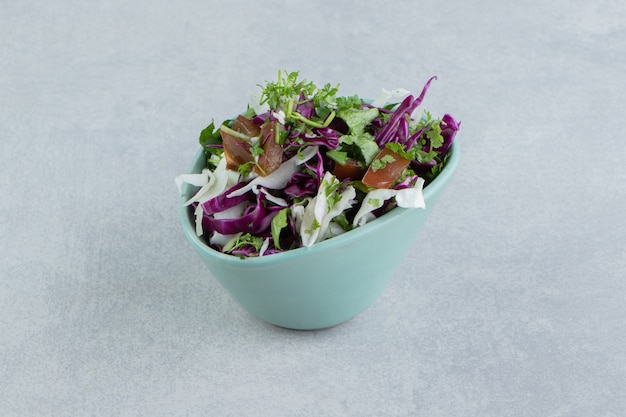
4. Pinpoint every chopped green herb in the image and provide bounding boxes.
[338,107,379,137]
[322,178,341,197]
[250,140,265,158]
[370,154,396,172]
[340,133,379,165]
[426,123,444,149]
[331,213,352,232]
[199,121,224,168]
[335,95,363,111]
[225,233,265,253]
[326,150,349,166]
[271,208,289,250]
[199,120,221,147]
[385,143,411,159]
